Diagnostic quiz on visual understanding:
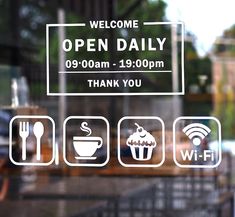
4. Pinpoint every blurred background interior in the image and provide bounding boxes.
[0,0,235,216]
